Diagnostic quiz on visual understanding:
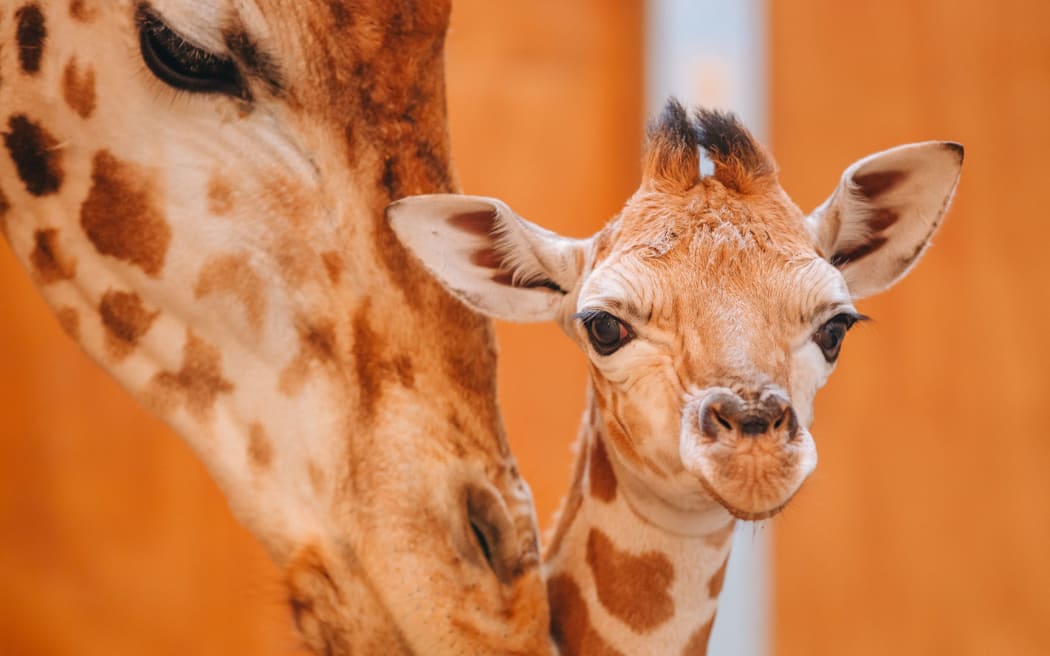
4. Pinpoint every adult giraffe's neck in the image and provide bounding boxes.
[543,389,736,656]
